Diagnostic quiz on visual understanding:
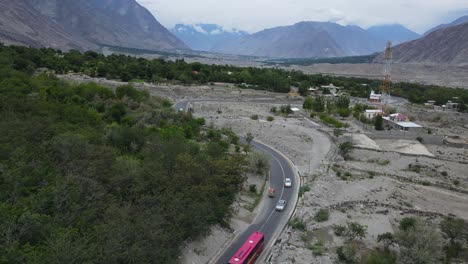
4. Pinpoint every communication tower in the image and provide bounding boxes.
[380,42,392,95]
